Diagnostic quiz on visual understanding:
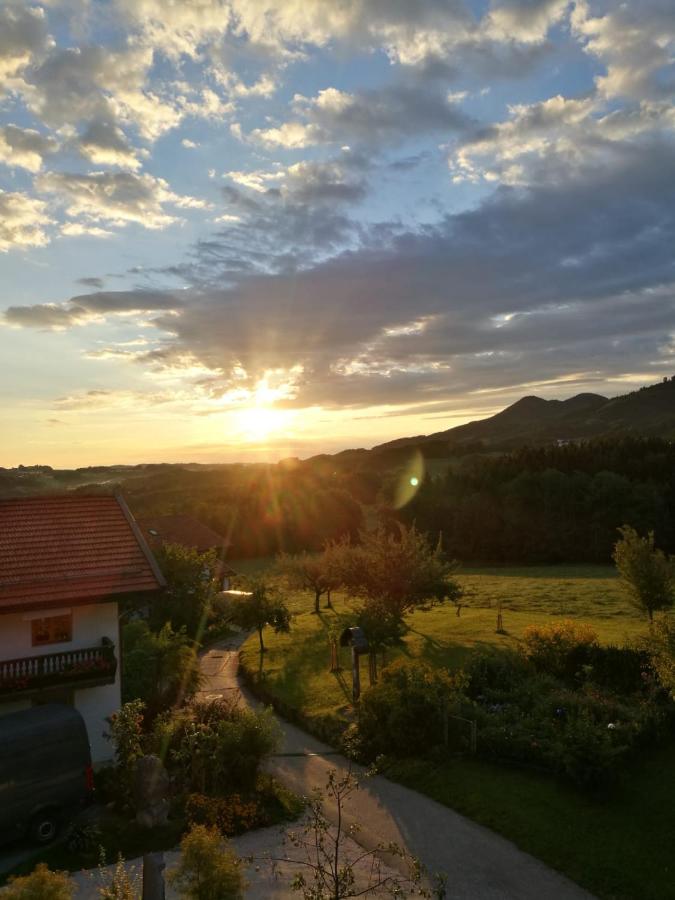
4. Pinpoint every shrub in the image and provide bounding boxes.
[521,620,599,682]
[122,620,202,716]
[105,699,146,810]
[356,659,466,760]
[167,825,244,900]
[186,793,264,836]
[4,864,75,900]
[152,698,280,795]
[95,854,141,900]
